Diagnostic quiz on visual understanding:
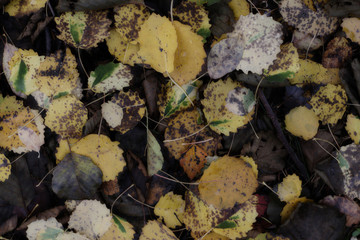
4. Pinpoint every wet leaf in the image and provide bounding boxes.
[179,145,207,180]
[285,106,319,140]
[55,10,111,49]
[199,155,258,209]
[51,153,103,199]
[345,114,360,144]
[139,220,178,240]
[277,174,302,202]
[0,154,11,182]
[68,200,112,239]
[154,192,185,228]
[5,0,47,17]
[146,130,164,176]
[100,215,135,240]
